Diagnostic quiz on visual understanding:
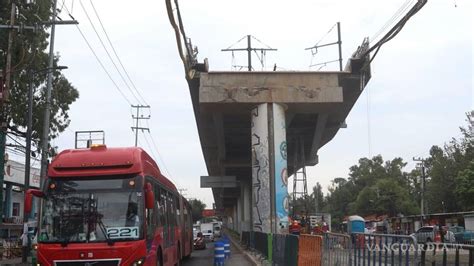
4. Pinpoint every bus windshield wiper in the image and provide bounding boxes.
[97,217,114,246]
